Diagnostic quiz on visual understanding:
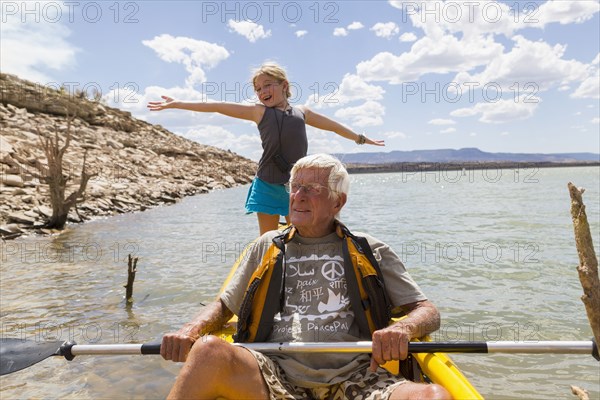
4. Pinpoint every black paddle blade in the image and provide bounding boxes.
[0,338,65,376]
